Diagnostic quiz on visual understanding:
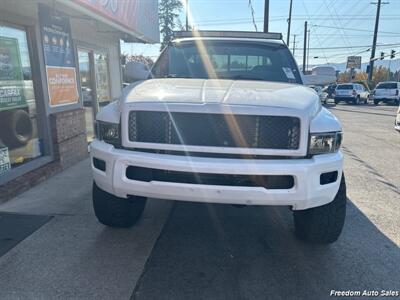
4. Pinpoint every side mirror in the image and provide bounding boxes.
[124,61,150,82]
